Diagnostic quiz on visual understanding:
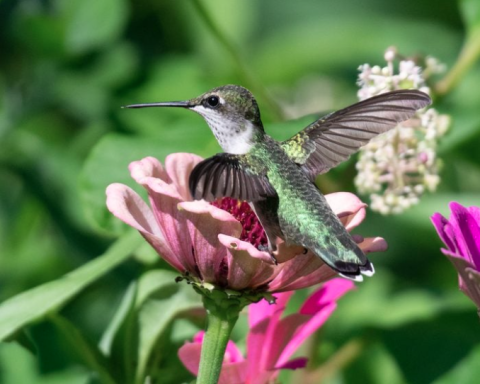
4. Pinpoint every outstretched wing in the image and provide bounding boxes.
[189,153,276,202]
[281,90,431,179]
